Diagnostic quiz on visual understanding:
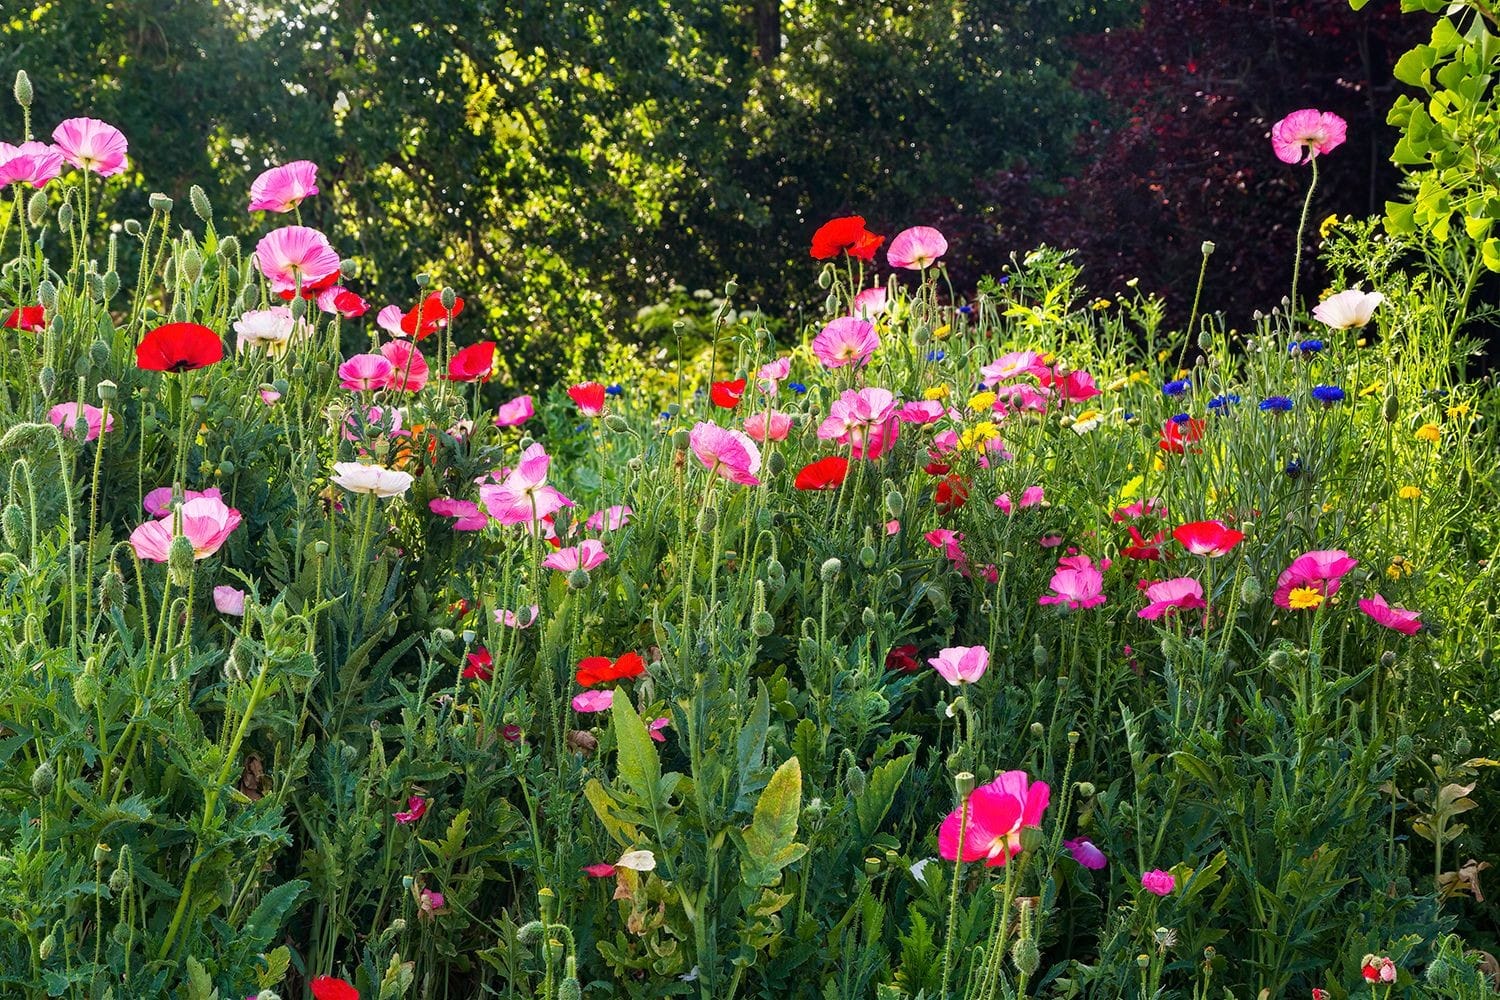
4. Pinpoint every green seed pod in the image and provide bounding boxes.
[819,557,842,582]
[13,70,32,108]
[672,428,690,451]
[26,190,47,226]
[440,286,457,310]
[415,272,431,288]
[148,192,173,213]
[189,185,212,223]
[1201,240,1216,256]
[566,568,590,590]
[1238,574,1262,605]
[168,534,196,587]
[1382,392,1399,423]
[955,771,976,796]
[696,507,717,533]
[2,504,27,550]
[603,414,629,433]
[884,489,905,520]
[31,759,55,796]
[845,763,867,797]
